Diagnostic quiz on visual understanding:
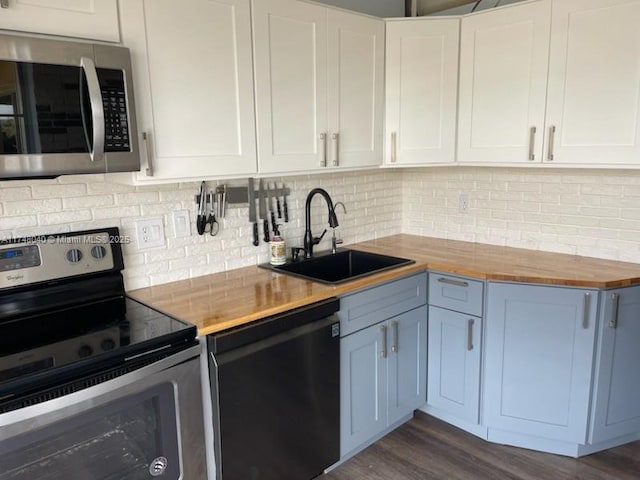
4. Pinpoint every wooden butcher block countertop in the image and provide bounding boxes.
[127,234,640,336]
